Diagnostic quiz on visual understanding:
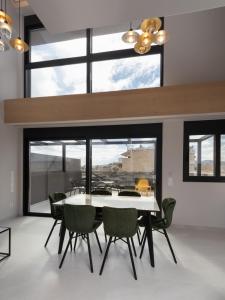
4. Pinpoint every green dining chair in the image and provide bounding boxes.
[139,198,177,264]
[99,207,138,280]
[91,189,112,243]
[44,192,66,247]
[59,204,102,273]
